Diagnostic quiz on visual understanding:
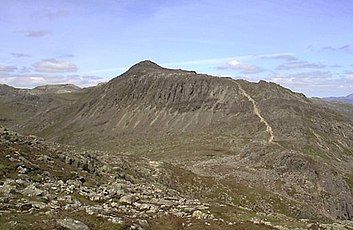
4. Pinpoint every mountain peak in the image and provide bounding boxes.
[123,60,197,77]
[127,60,163,72]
